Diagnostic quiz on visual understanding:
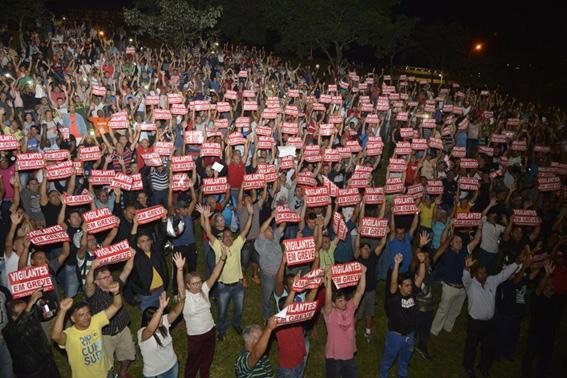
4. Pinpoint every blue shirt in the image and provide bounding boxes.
[387,234,413,273]
[172,215,196,246]
[332,220,356,263]
[431,221,446,250]
[436,247,468,285]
